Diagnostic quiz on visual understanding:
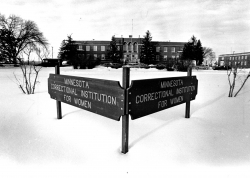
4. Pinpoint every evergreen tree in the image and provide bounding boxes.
[195,40,204,65]
[181,35,204,65]
[58,35,79,68]
[108,35,120,63]
[140,30,155,64]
